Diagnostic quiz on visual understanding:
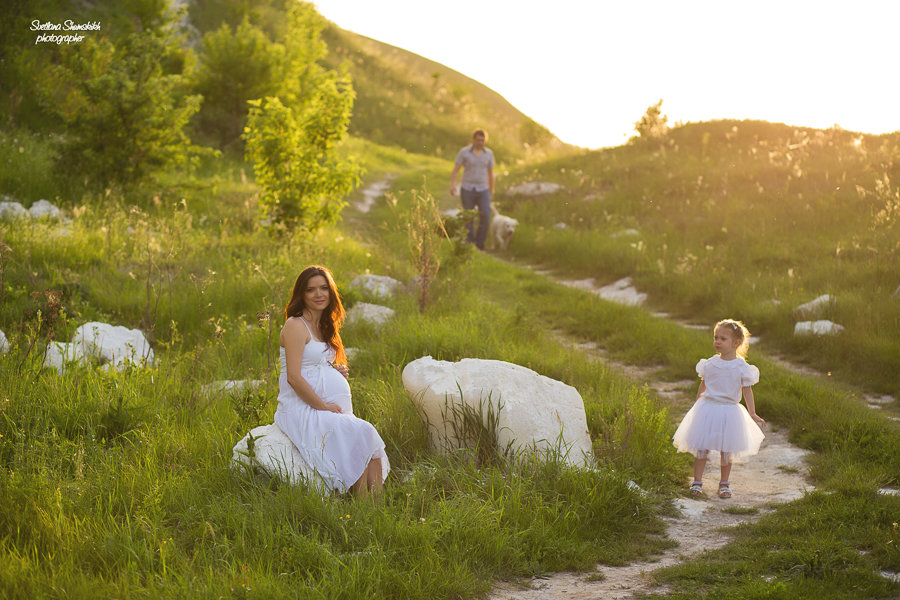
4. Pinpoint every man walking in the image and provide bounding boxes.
[449,129,494,250]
